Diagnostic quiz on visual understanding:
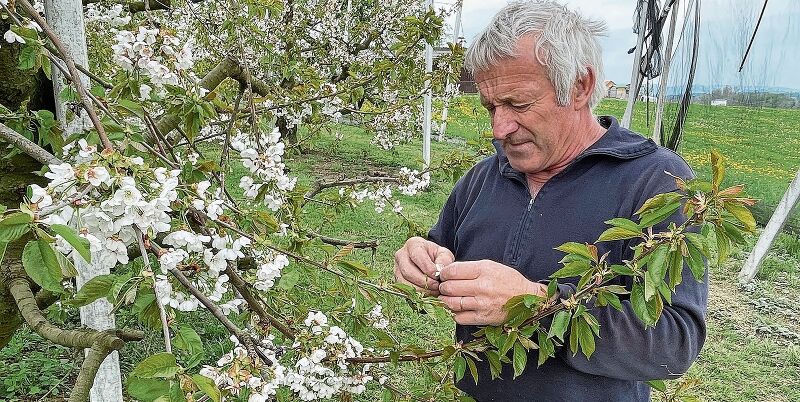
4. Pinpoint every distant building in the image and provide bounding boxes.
[458,68,477,93]
[604,80,629,99]
[711,99,728,106]
[639,94,658,102]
